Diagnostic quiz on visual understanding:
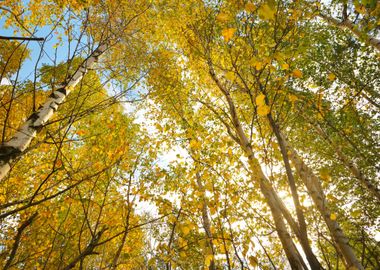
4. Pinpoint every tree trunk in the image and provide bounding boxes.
[279,132,364,270]
[312,122,380,202]
[0,43,107,181]
[195,171,216,270]
[207,60,306,269]
[267,113,324,270]
[258,177,307,270]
